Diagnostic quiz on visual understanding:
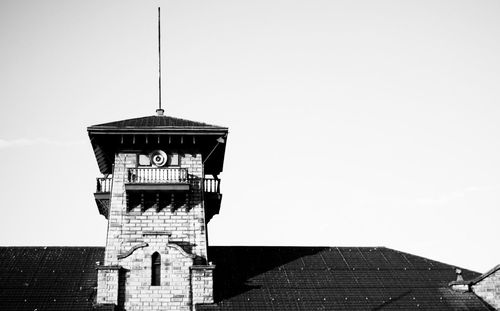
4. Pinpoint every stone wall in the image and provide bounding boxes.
[119,243,195,311]
[96,266,120,305]
[191,265,215,306]
[96,152,214,310]
[104,153,207,265]
[471,266,500,310]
